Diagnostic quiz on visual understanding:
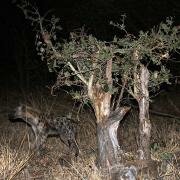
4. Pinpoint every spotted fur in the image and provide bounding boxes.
[8,104,79,157]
